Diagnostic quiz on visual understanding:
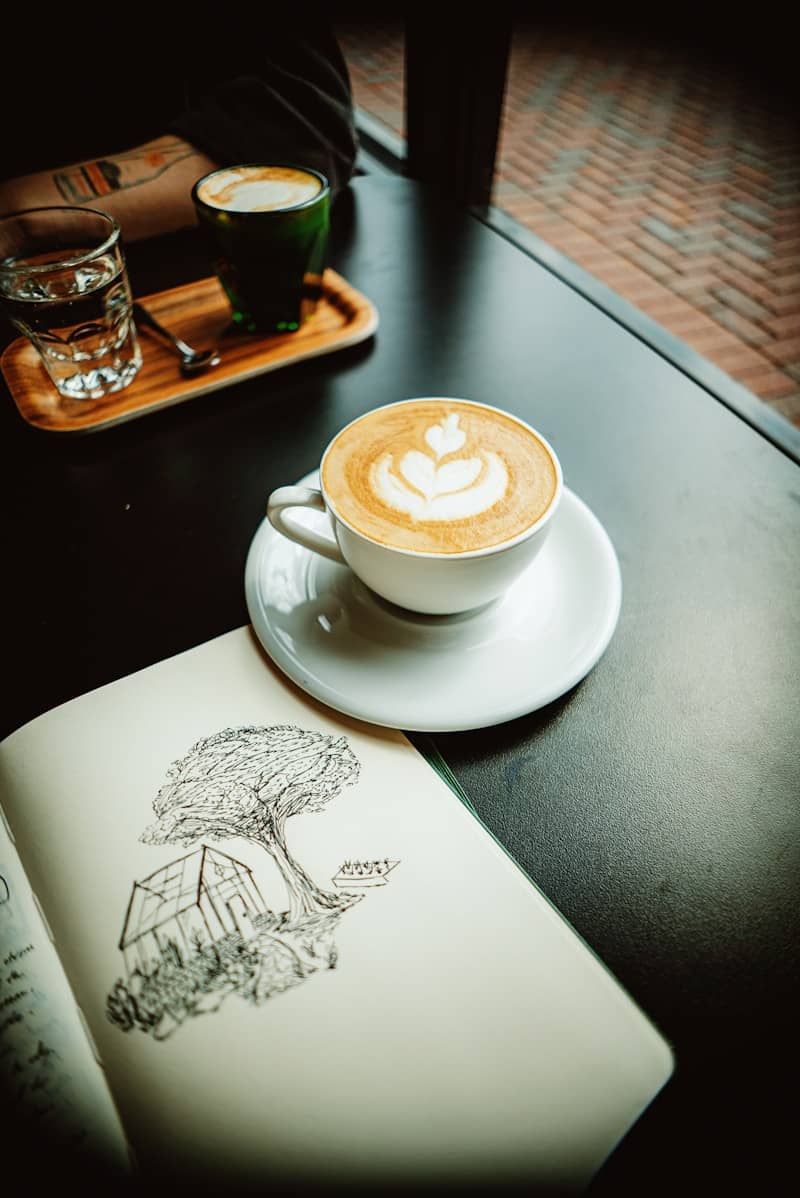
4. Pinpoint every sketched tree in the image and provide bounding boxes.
[141,726,360,921]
